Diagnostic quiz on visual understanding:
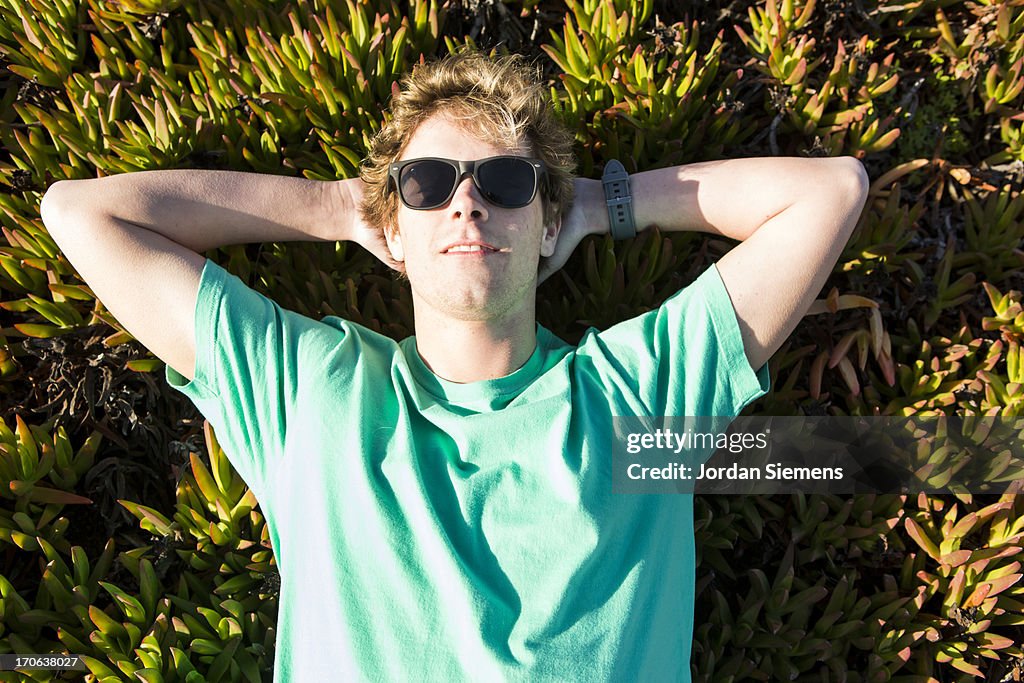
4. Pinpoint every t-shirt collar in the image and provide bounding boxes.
[401,324,549,406]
